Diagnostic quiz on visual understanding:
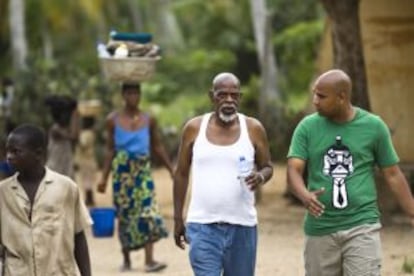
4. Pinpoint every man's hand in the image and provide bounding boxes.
[174,218,188,249]
[302,187,326,217]
[245,171,266,191]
